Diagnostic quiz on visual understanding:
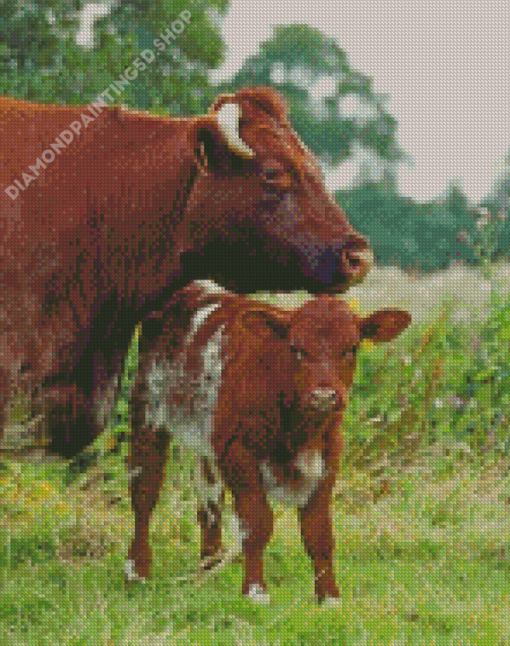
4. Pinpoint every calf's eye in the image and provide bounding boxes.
[342,347,357,361]
[290,346,305,360]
